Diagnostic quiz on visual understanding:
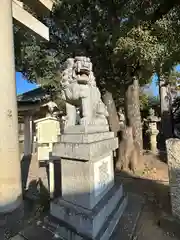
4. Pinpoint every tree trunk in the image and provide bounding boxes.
[103,91,121,169]
[103,91,120,137]
[125,77,143,153]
